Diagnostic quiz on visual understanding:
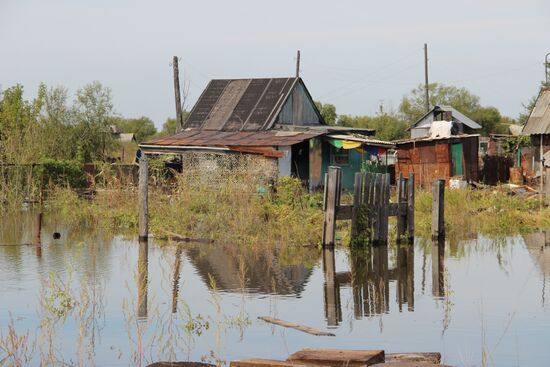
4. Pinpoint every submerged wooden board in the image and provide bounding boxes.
[371,363,452,367]
[287,348,384,366]
[230,359,319,367]
[258,317,335,336]
[385,353,441,364]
